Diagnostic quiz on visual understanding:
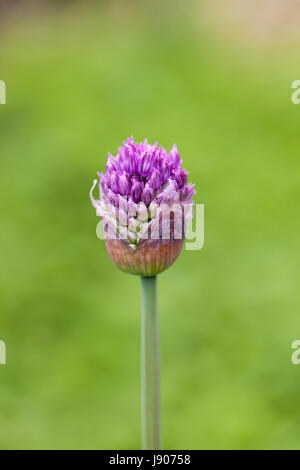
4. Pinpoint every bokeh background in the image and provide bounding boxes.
[1,0,300,450]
